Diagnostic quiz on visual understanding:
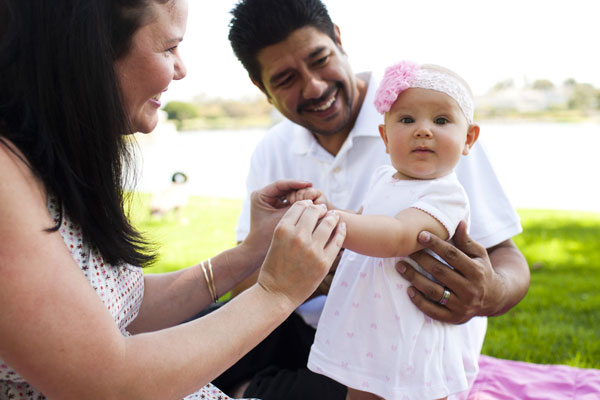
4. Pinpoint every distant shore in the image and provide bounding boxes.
[173,111,600,131]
